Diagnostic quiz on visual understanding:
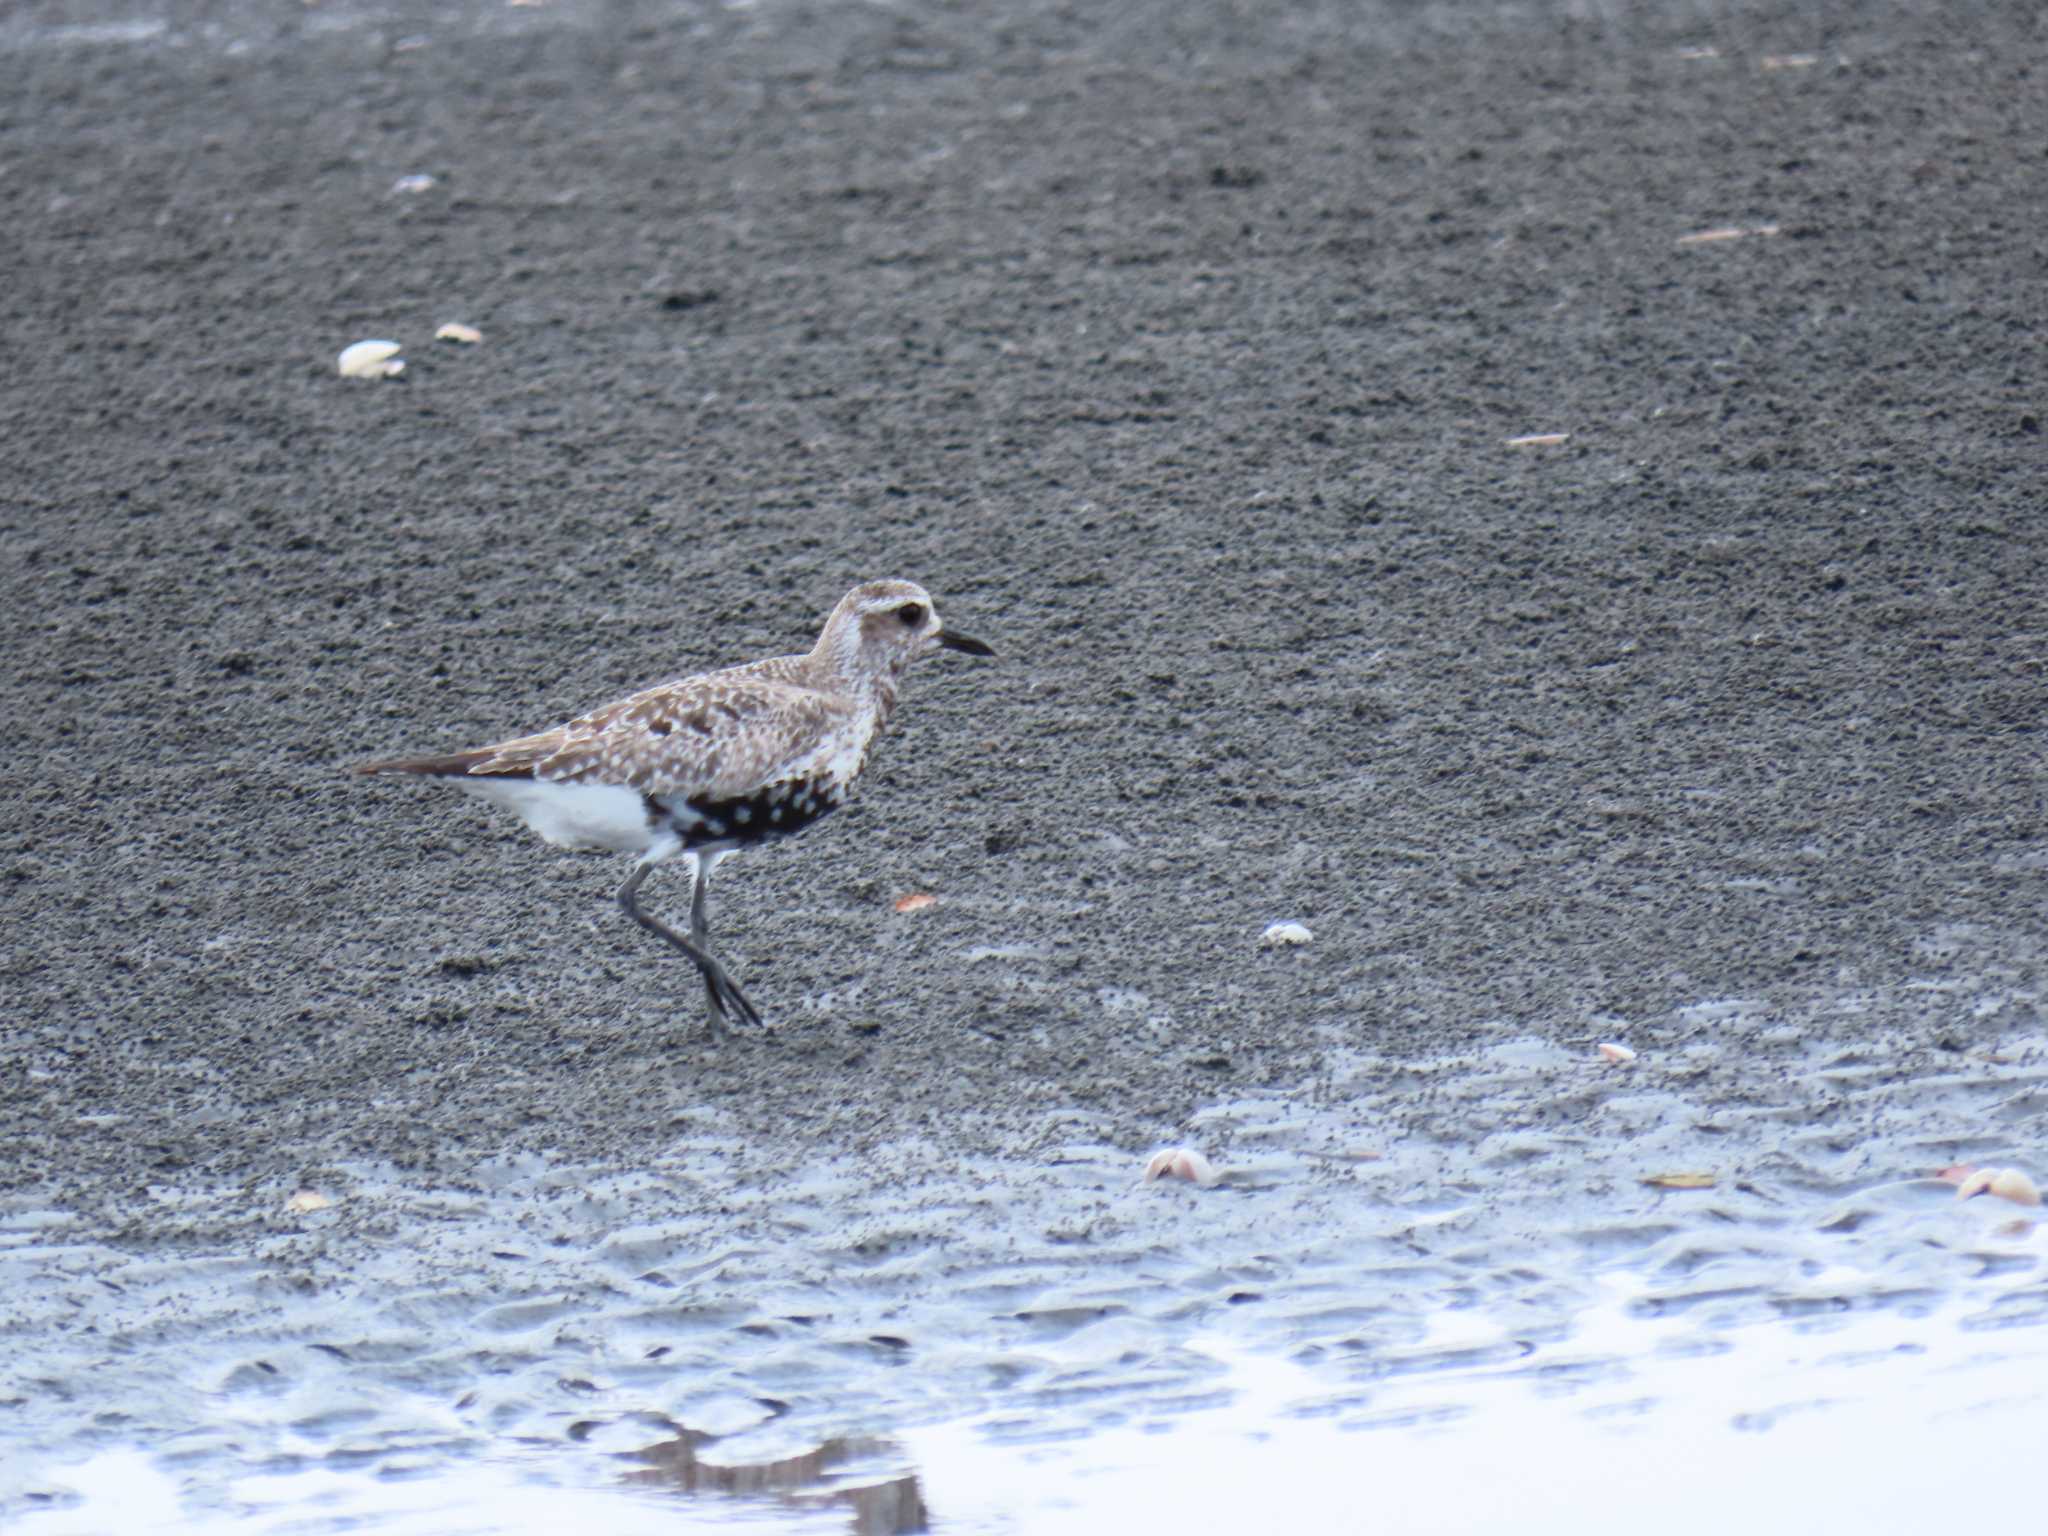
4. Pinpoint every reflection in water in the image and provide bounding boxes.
[628,1430,927,1535]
